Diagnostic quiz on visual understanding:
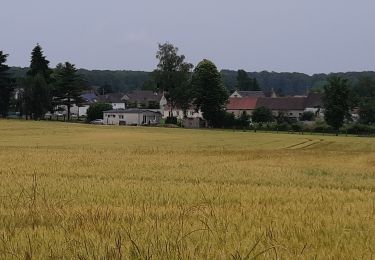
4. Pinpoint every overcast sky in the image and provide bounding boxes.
[2,0,375,74]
